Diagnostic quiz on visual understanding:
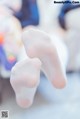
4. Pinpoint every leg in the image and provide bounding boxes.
[10,58,41,108]
[22,28,67,89]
